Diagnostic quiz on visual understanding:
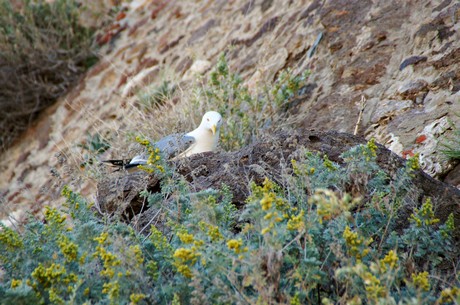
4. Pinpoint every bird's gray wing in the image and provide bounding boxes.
[154,133,195,159]
[127,133,194,167]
